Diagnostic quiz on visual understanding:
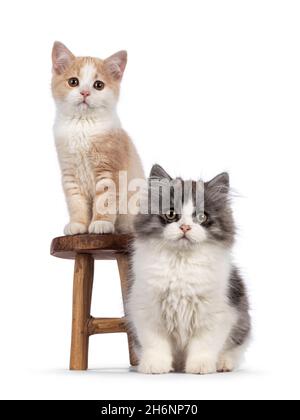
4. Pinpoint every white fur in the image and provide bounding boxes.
[54,113,121,152]
[217,341,248,372]
[64,222,88,236]
[81,63,96,86]
[89,220,115,234]
[128,204,239,375]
